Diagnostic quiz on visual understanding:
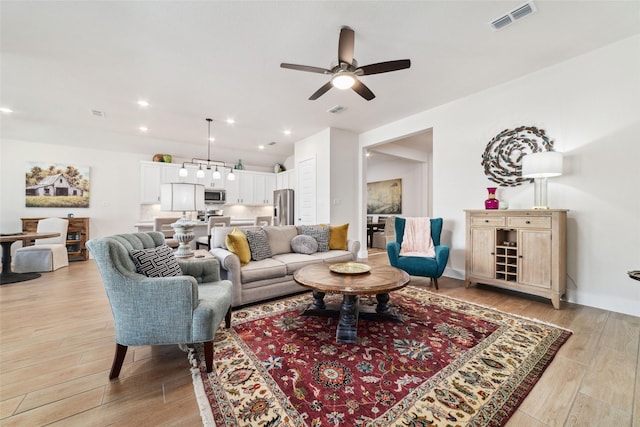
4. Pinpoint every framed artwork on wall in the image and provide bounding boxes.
[367,178,402,214]
[25,162,90,208]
